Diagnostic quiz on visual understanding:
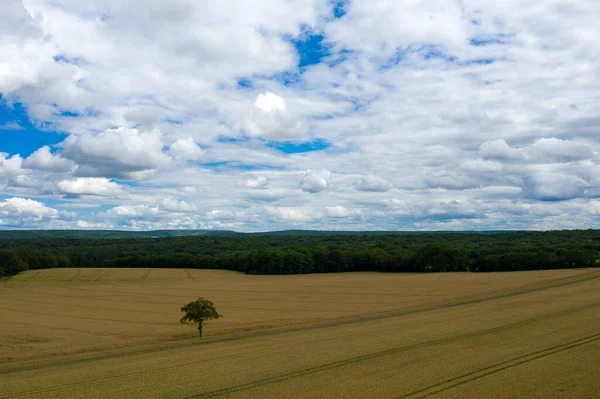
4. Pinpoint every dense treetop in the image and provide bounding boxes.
[1,230,599,277]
